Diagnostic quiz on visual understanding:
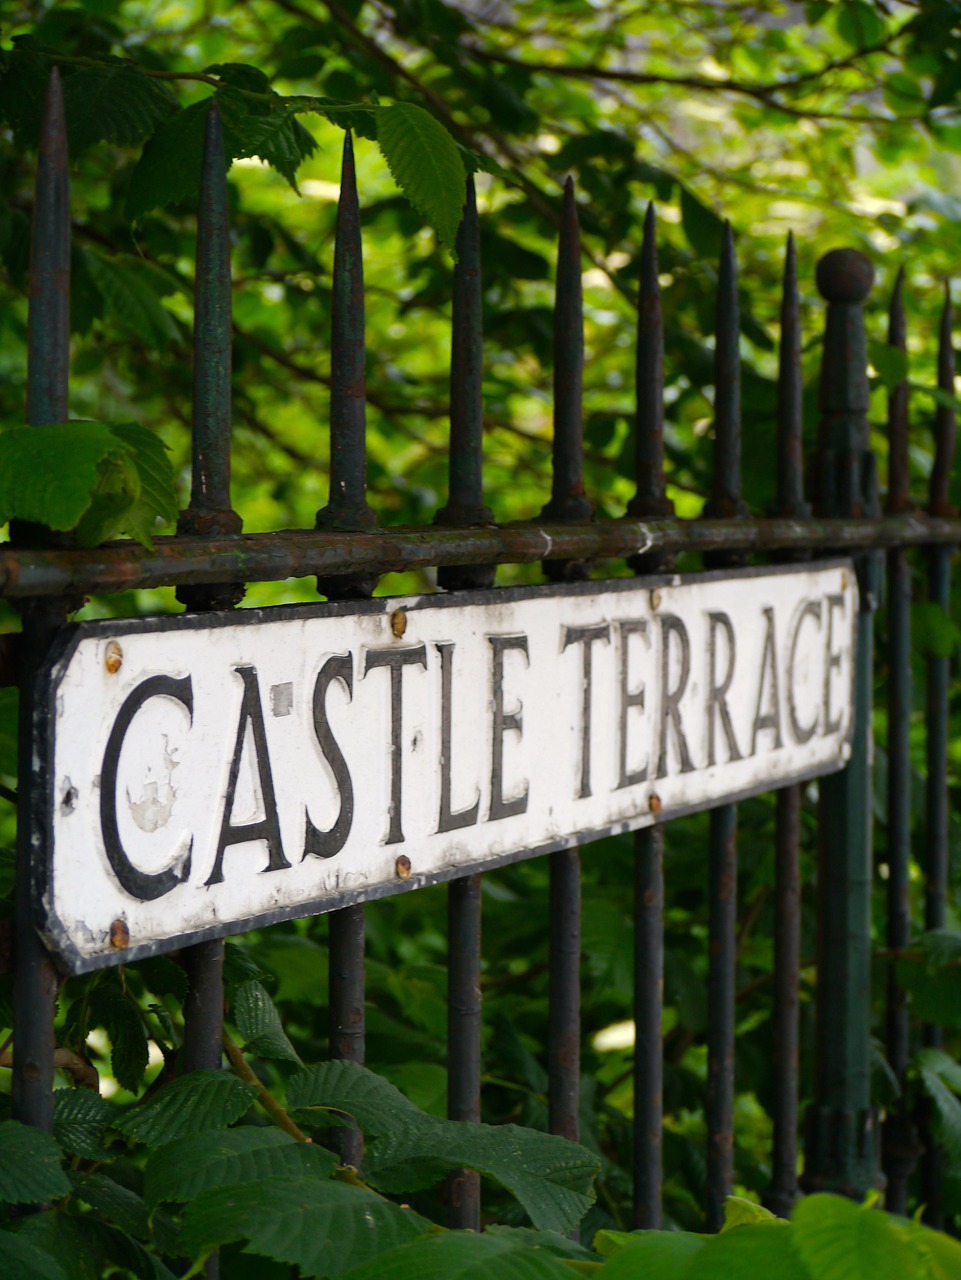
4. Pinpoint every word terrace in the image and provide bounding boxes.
[37,561,856,969]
